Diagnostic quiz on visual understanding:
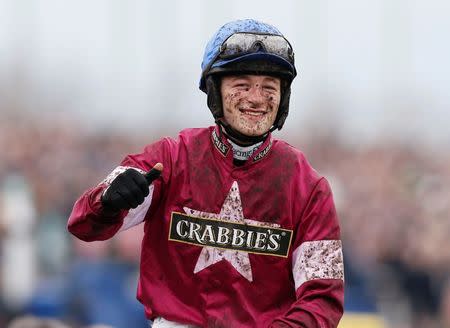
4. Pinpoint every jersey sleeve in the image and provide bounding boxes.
[270,178,344,328]
[67,138,173,242]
